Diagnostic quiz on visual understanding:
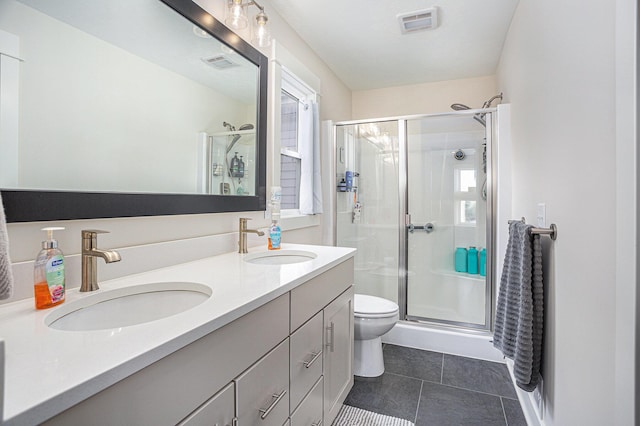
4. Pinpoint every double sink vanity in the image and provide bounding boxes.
[0,244,356,426]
